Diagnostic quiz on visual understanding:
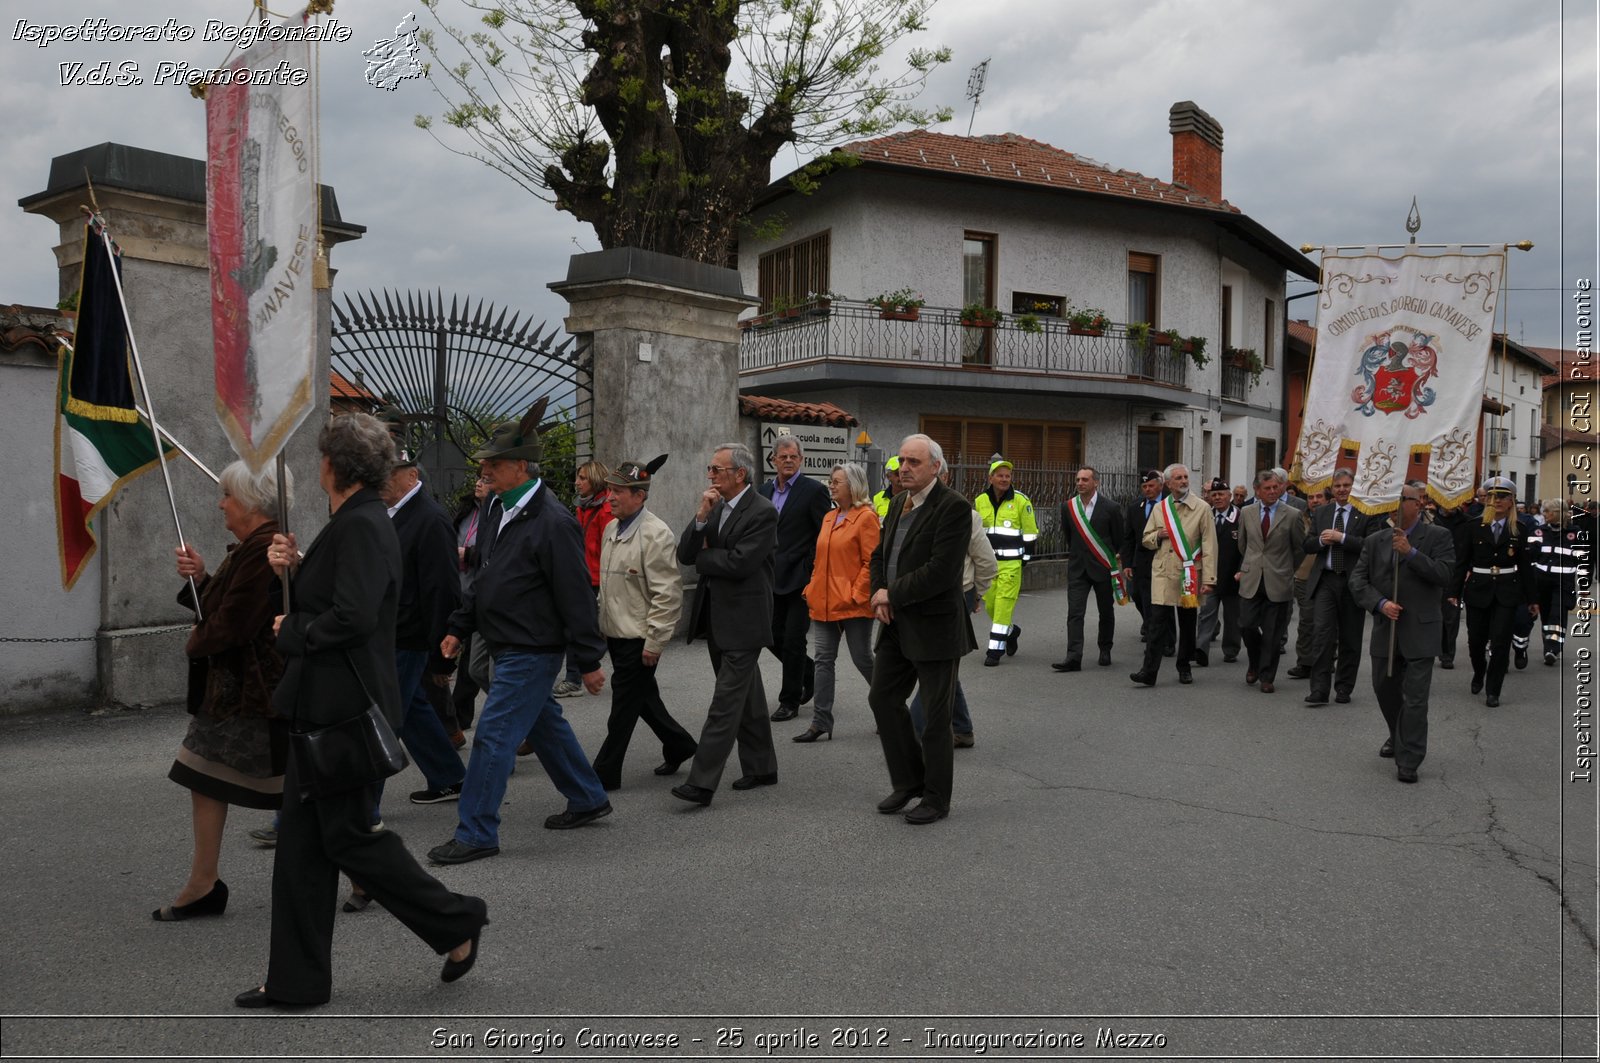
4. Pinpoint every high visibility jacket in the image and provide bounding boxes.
[1532,523,1586,584]
[873,489,895,522]
[975,487,1038,563]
